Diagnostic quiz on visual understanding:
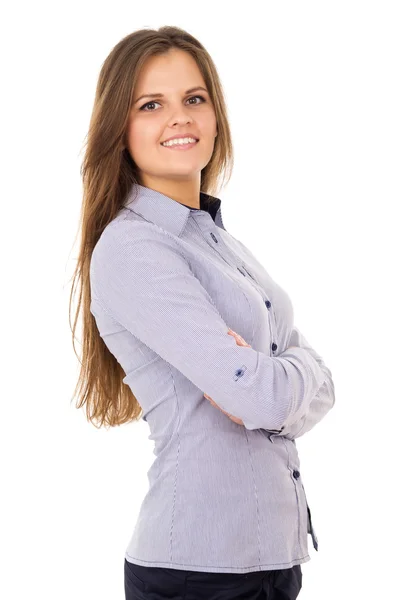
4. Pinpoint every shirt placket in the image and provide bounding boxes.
[191,218,266,300]
[191,218,283,435]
